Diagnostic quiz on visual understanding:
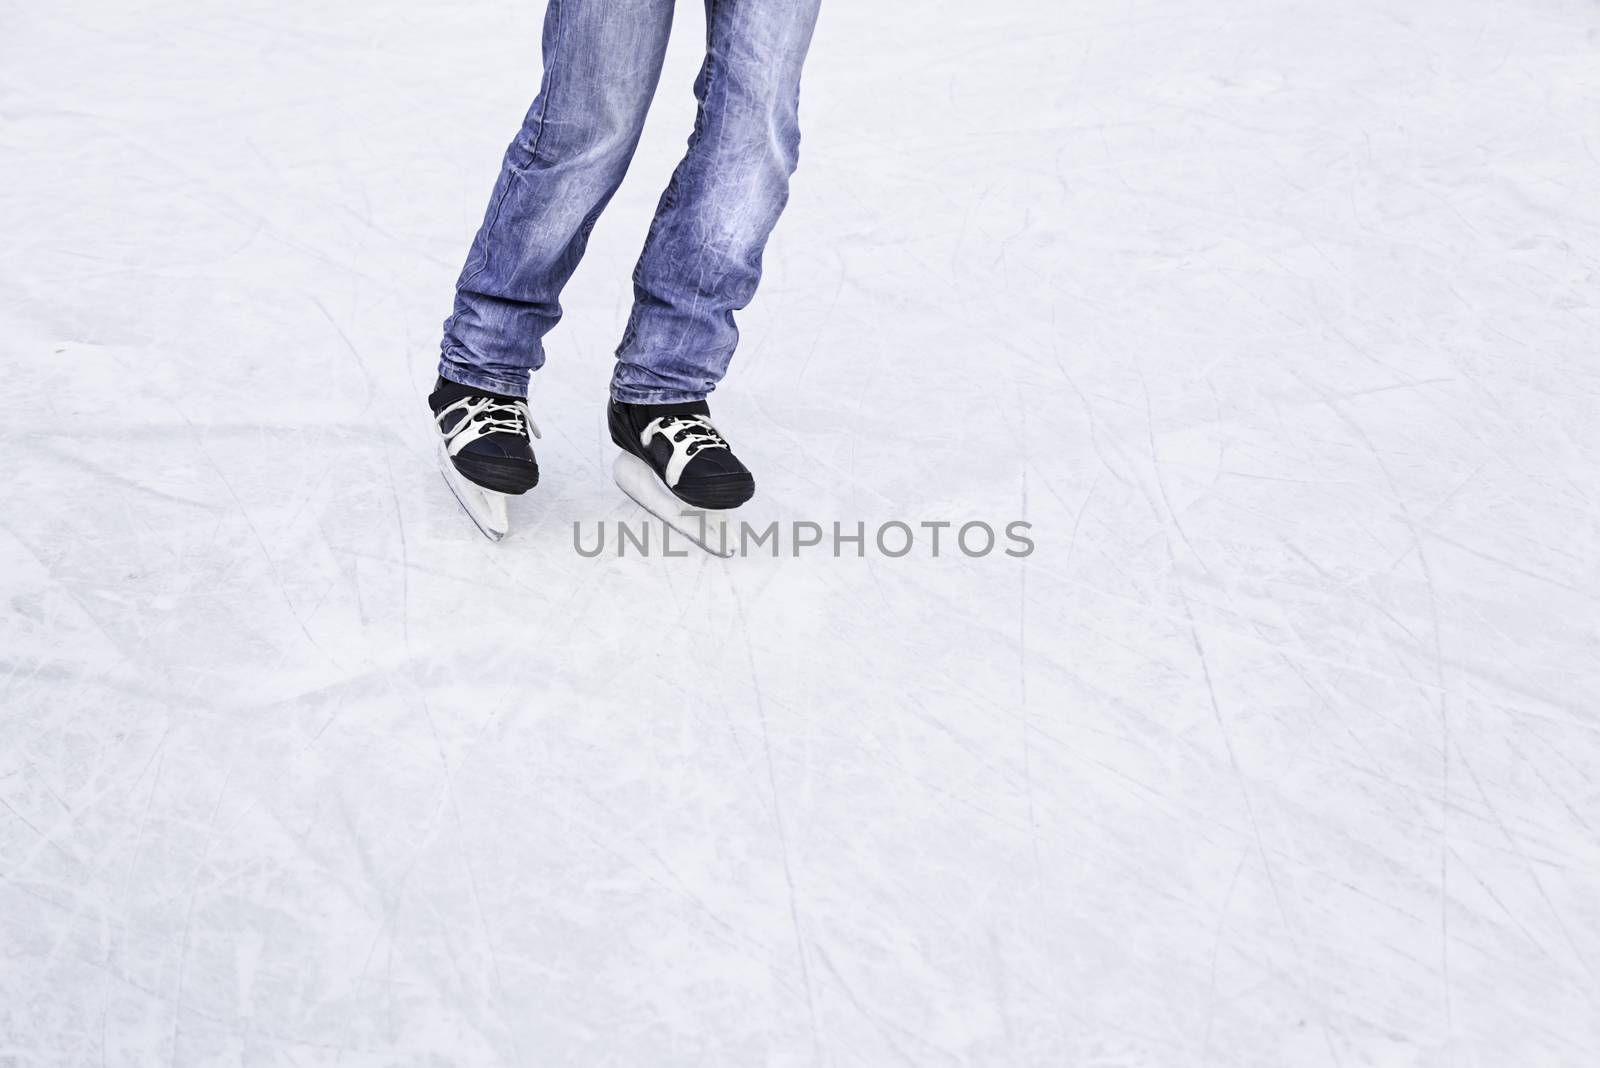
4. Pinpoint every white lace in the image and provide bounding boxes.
[436,396,540,458]
[641,414,728,487]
